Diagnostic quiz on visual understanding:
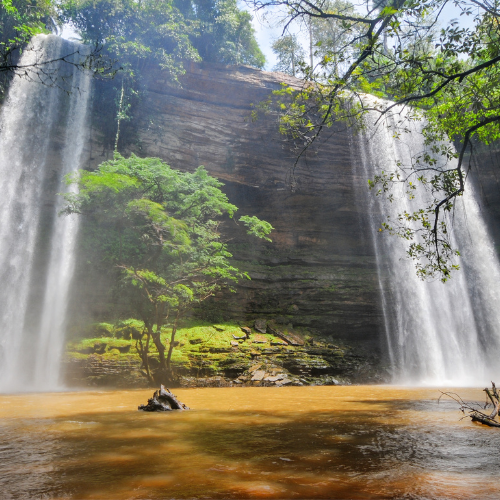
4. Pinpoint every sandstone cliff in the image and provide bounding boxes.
[72,62,388,377]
